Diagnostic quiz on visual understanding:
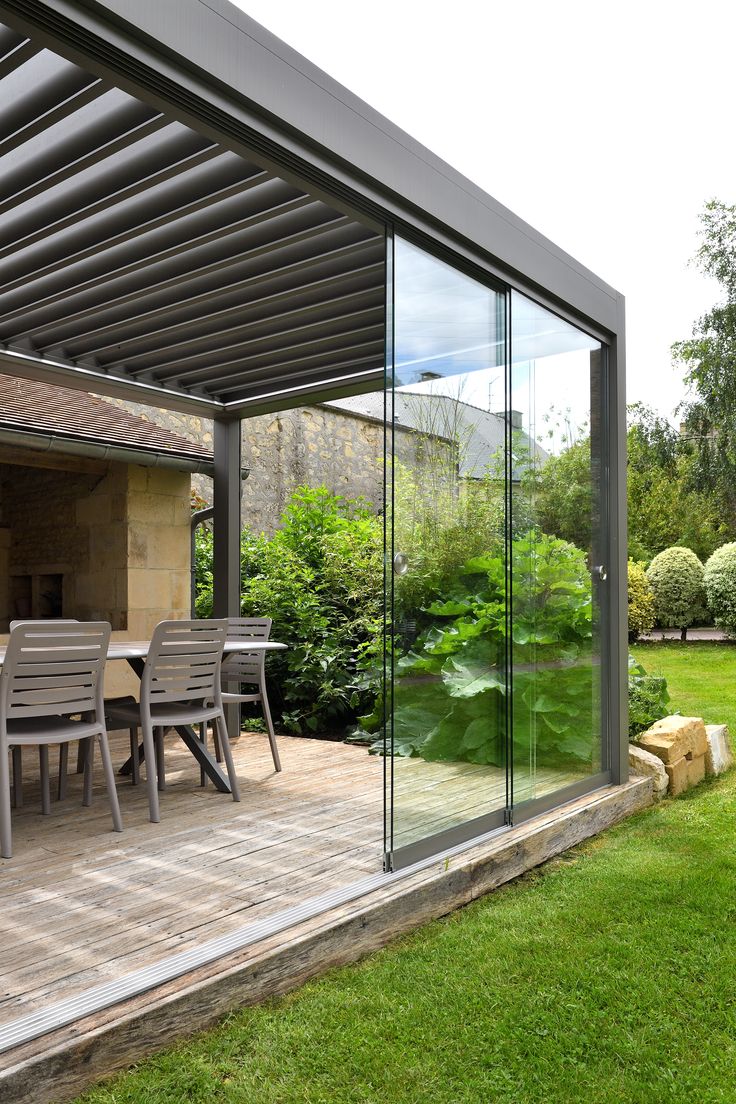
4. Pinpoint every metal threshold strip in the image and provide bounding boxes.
[0,821,510,1056]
